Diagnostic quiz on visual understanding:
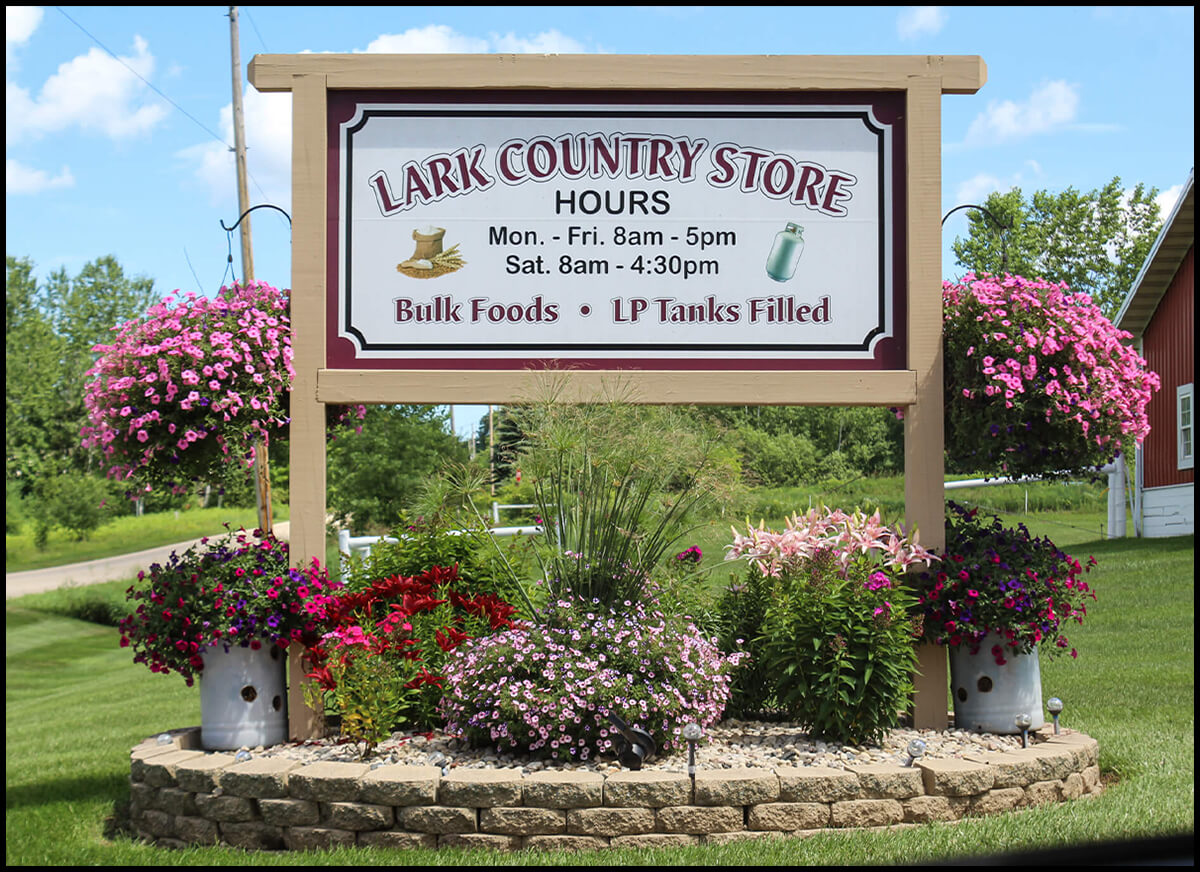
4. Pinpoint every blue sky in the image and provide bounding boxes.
[6,6,1194,438]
